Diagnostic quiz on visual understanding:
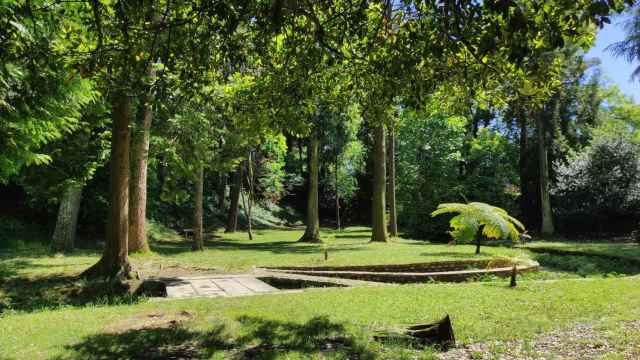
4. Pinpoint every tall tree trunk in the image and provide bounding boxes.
[300,136,321,242]
[128,69,154,253]
[225,165,242,233]
[536,112,555,236]
[217,171,226,209]
[335,153,341,231]
[518,109,529,222]
[371,124,388,242]
[386,126,397,237]
[52,183,83,252]
[193,165,204,251]
[241,152,255,240]
[83,95,134,279]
